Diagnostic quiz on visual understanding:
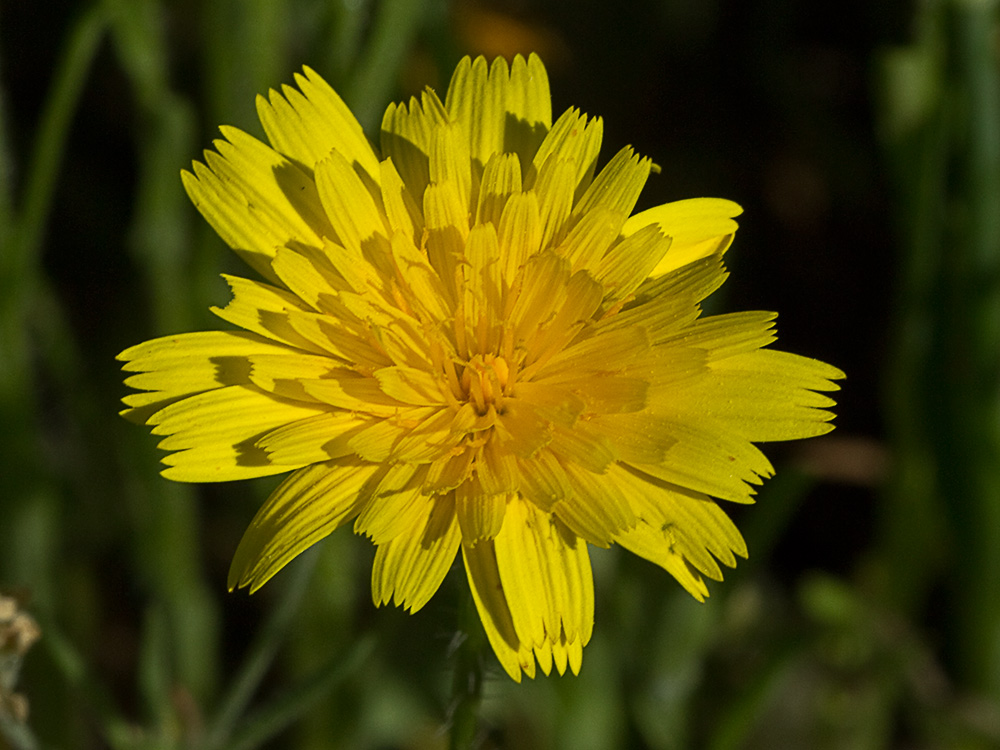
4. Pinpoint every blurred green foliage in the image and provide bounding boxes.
[3,0,1000,747]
